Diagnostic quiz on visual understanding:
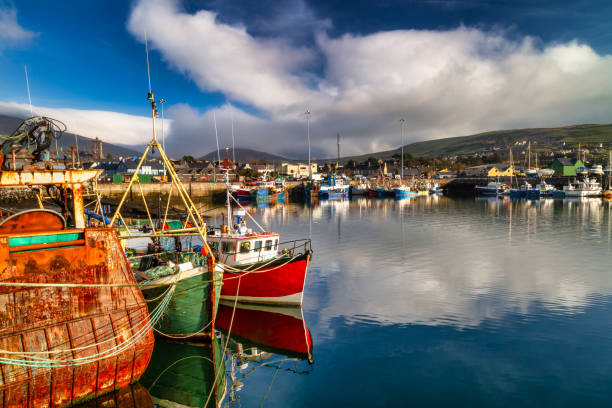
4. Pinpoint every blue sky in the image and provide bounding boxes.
[2,0,612,158]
